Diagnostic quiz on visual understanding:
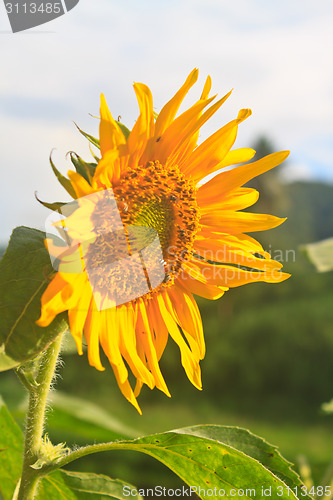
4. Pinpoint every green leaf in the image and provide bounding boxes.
[0,227,68,371]
[47,392,139,442]
[38,471,142,499]
[0,397,23,500]
[109,427,303,499]
[69,152,97,184]
[49,153,77,199]
[116,121,130,140]
[174,426,312,500]
[302,237,333,272]
[37,470,77,500]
